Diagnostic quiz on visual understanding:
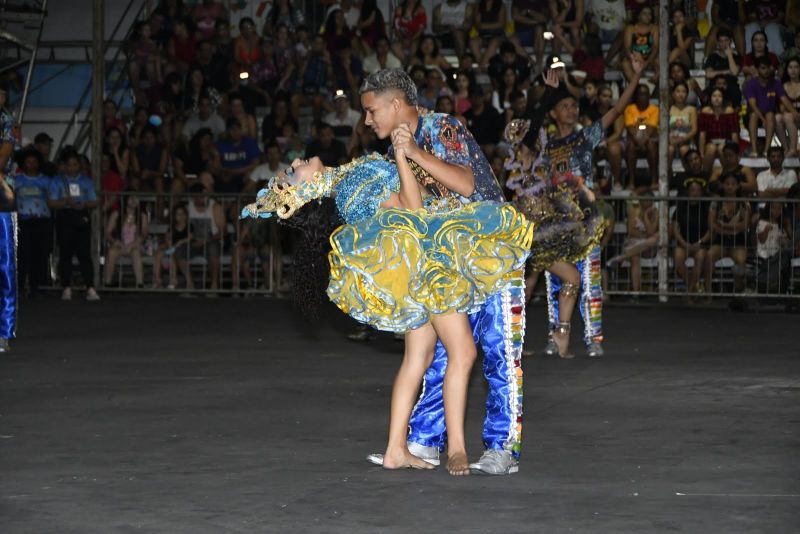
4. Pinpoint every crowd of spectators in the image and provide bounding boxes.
[7,0,800,297]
